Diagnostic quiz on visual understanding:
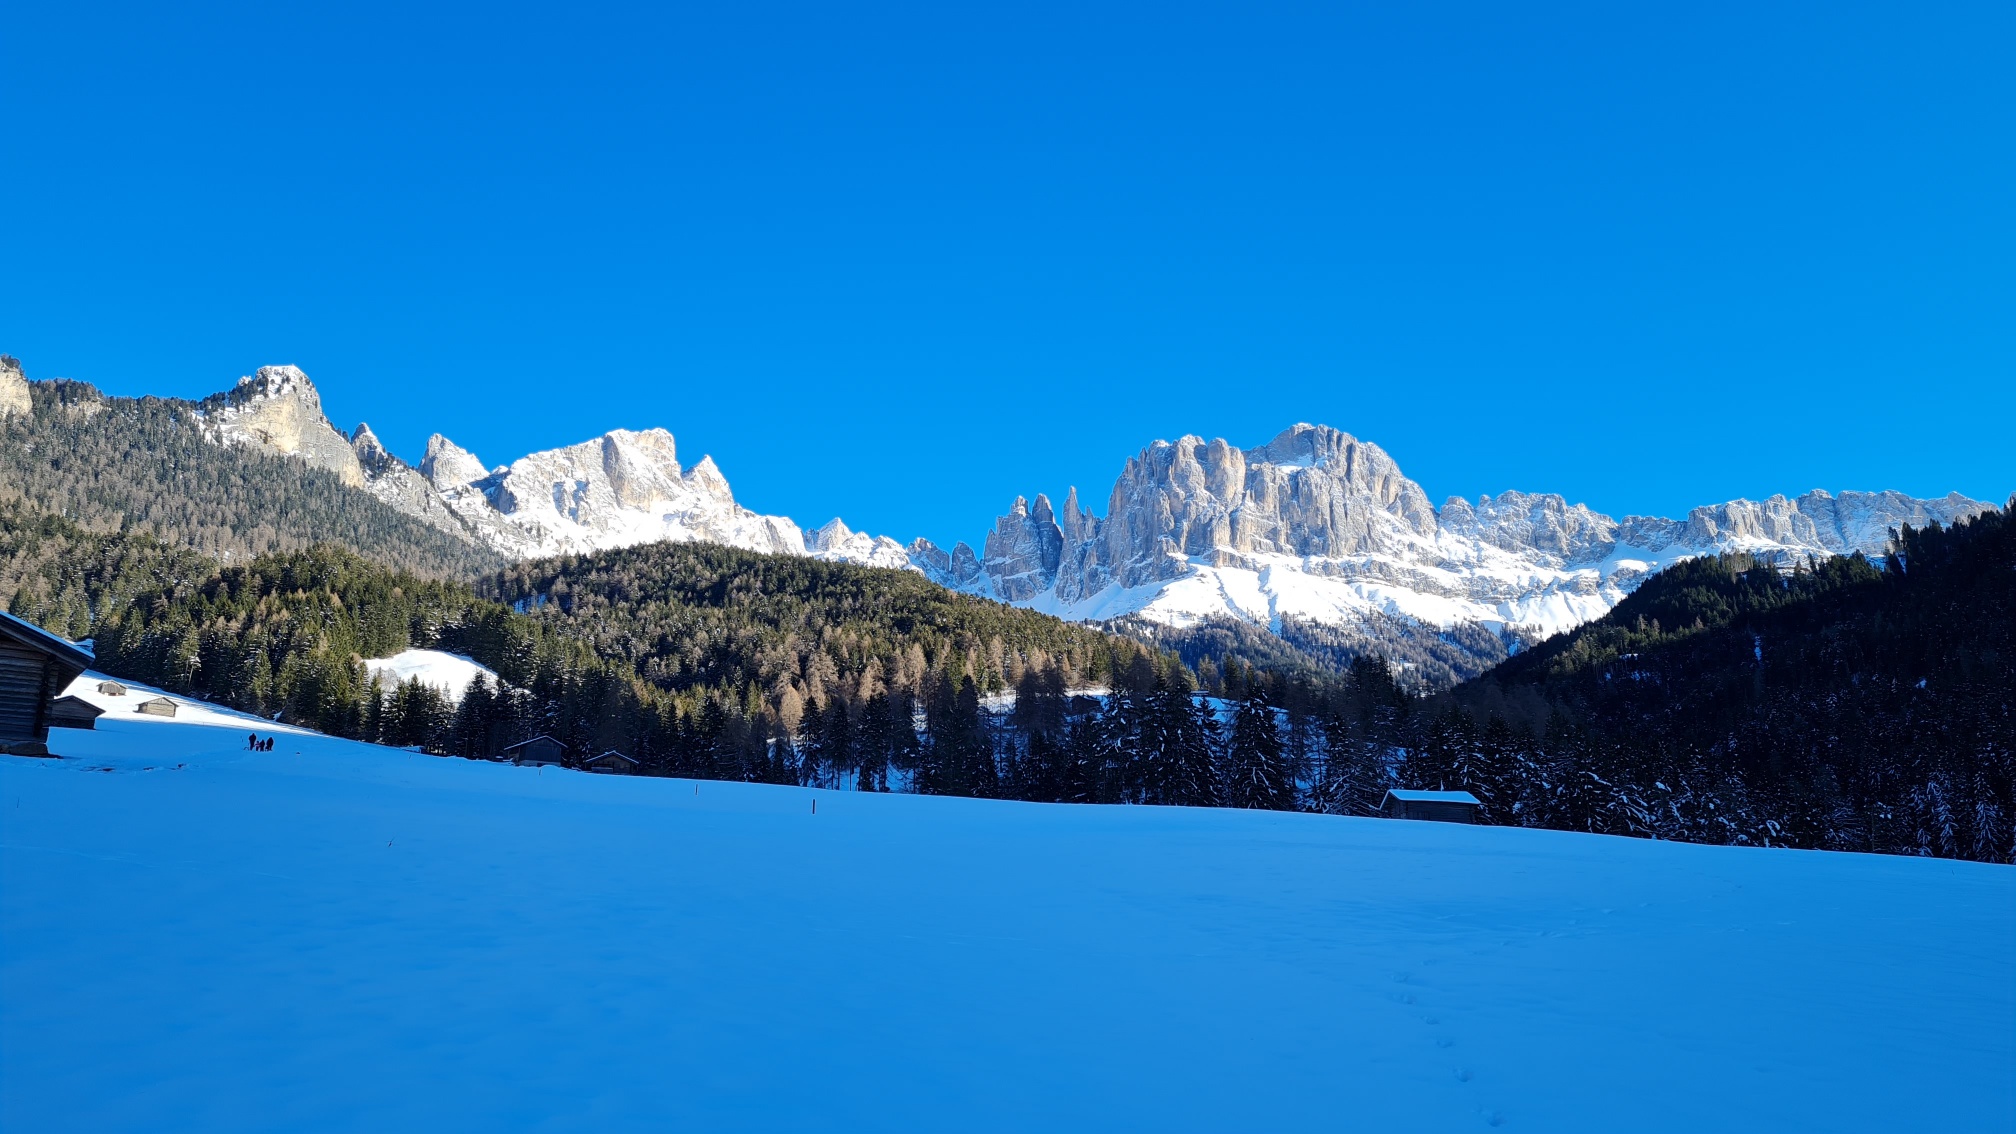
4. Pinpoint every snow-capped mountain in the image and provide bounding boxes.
[188,365,908,567]
[913,424,1994,671]
[179,365,1995,675]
